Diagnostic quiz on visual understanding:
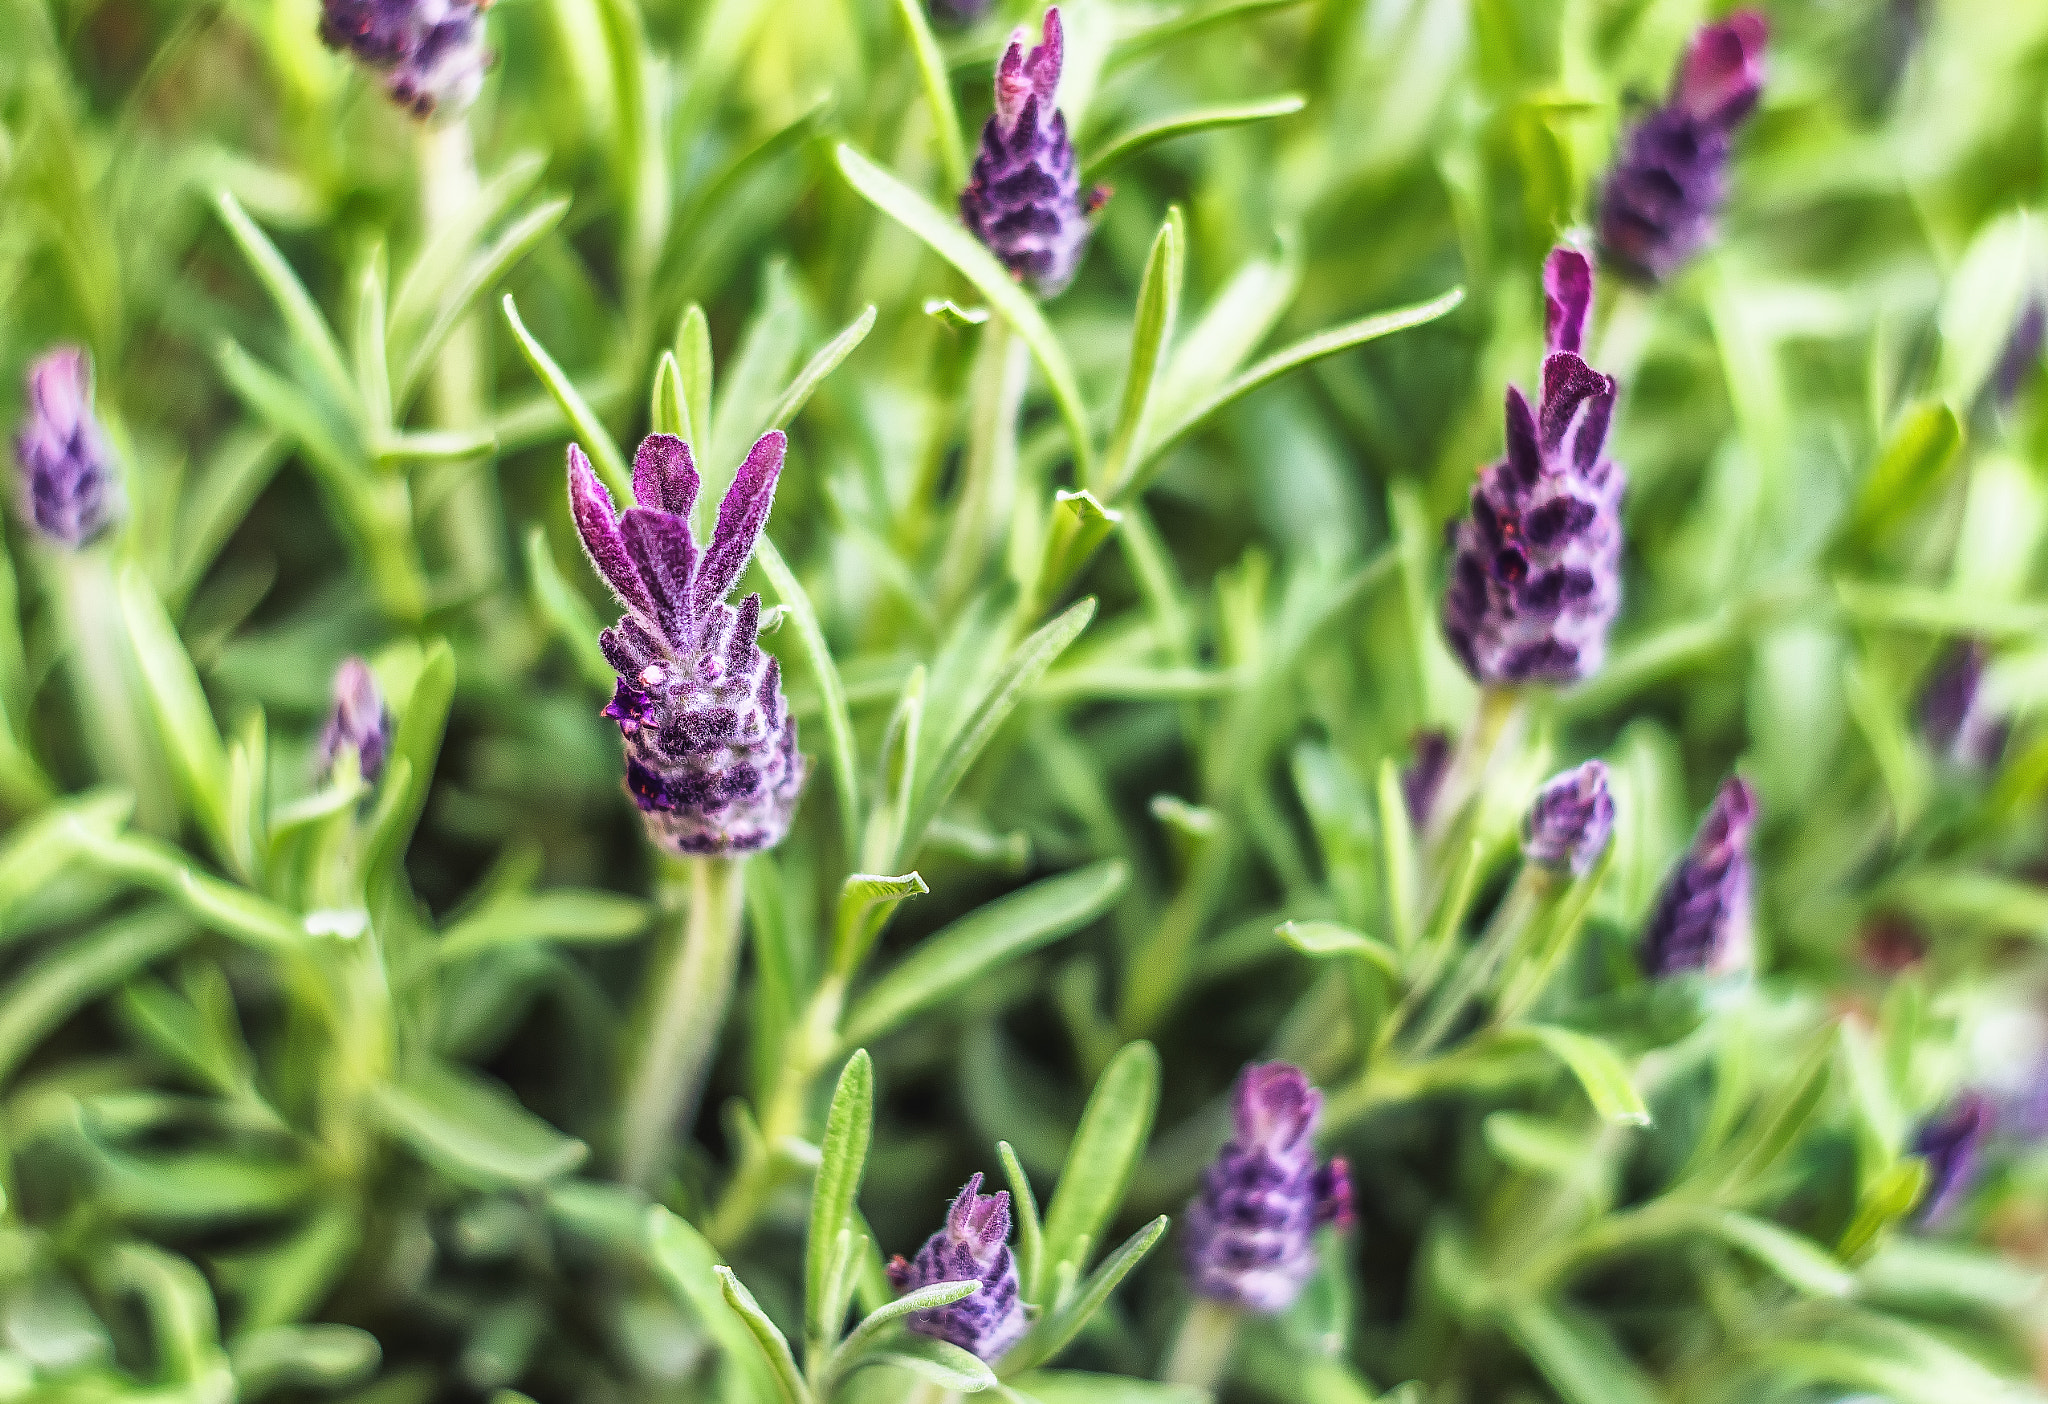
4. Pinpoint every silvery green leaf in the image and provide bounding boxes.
[371,1061,588,1186]
[1035,1042,1158,1304]
[806,1050,873,1355]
